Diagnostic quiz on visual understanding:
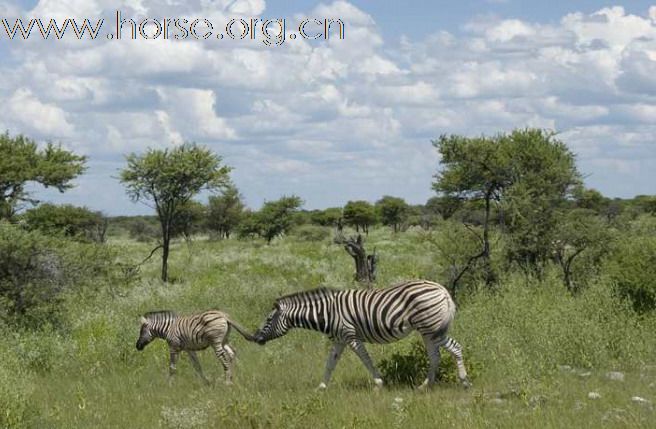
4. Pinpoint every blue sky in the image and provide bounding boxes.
[1,1,655,215]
